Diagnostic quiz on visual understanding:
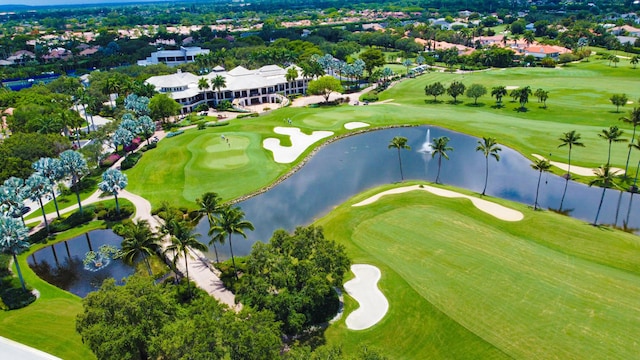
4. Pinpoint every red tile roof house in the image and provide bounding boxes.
[523,45,570,60]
